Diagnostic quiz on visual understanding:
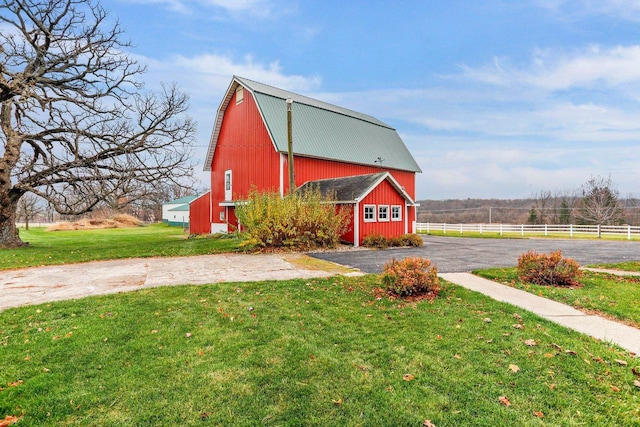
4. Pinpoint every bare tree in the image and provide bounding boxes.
[575,175,625,237]
[16,192,43,230]
[0,0,195,247]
